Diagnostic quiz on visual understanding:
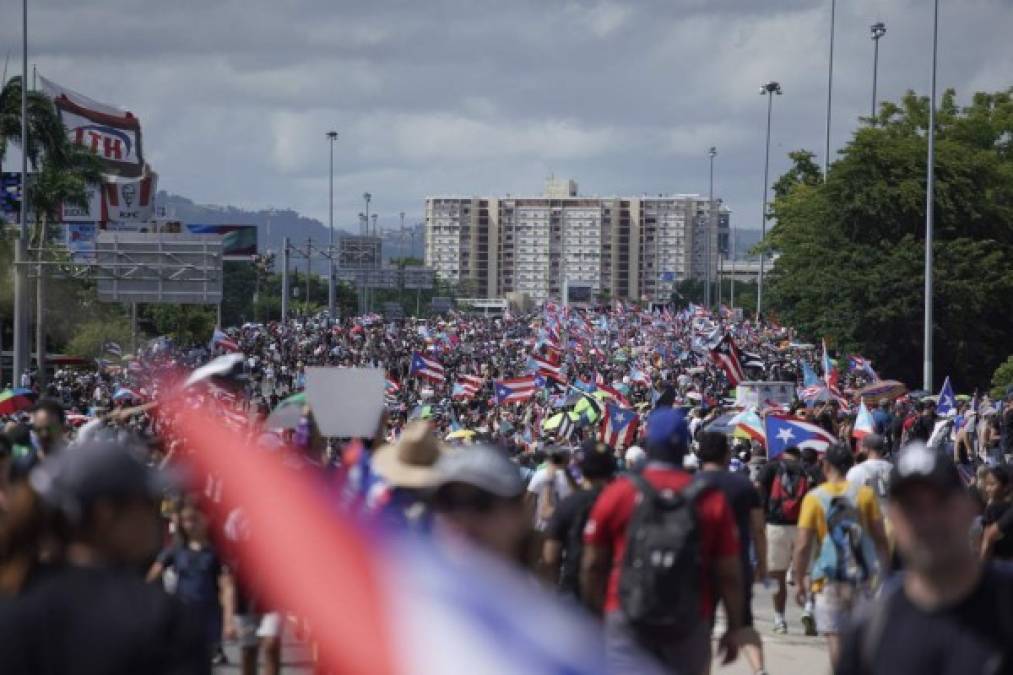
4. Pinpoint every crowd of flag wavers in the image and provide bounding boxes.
[0,301,1011,674]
